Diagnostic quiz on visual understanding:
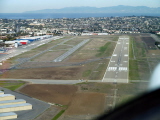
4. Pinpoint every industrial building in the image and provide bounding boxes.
[0,91,32,119]
[0,112,17,119]
[4,35,53,48]
[0,91,4,95]
[0,103,32,112]
[0,99,26,106]
[0,94,15,101]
